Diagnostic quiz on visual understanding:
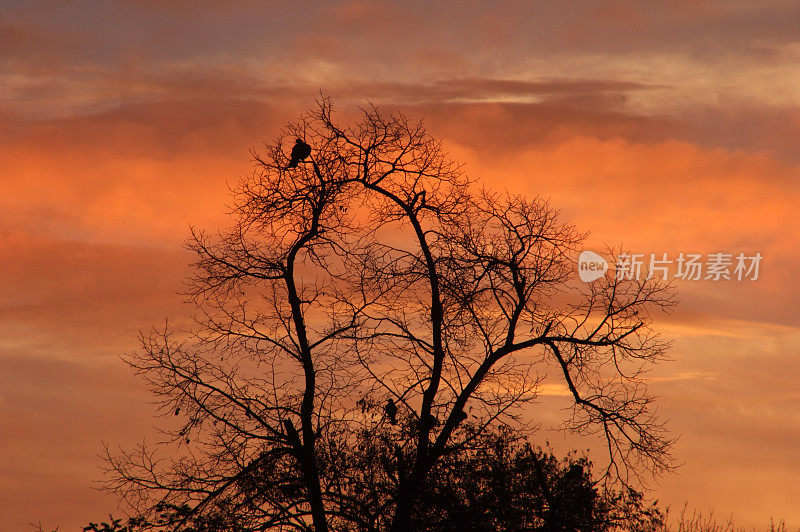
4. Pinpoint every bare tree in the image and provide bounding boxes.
[102,97,675,531]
